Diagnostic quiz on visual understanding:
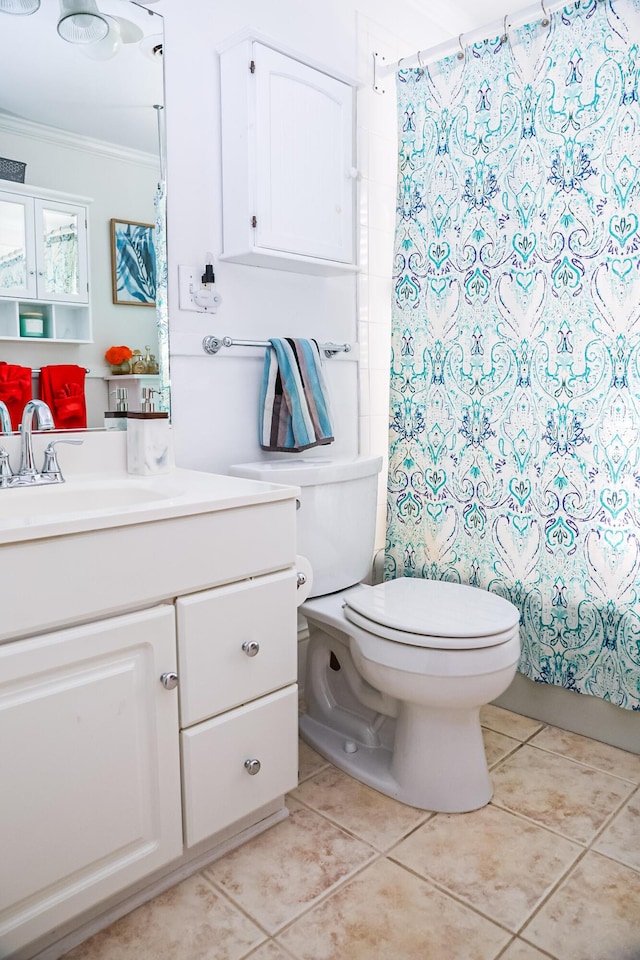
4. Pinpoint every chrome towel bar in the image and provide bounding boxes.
[202,335,351,359]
